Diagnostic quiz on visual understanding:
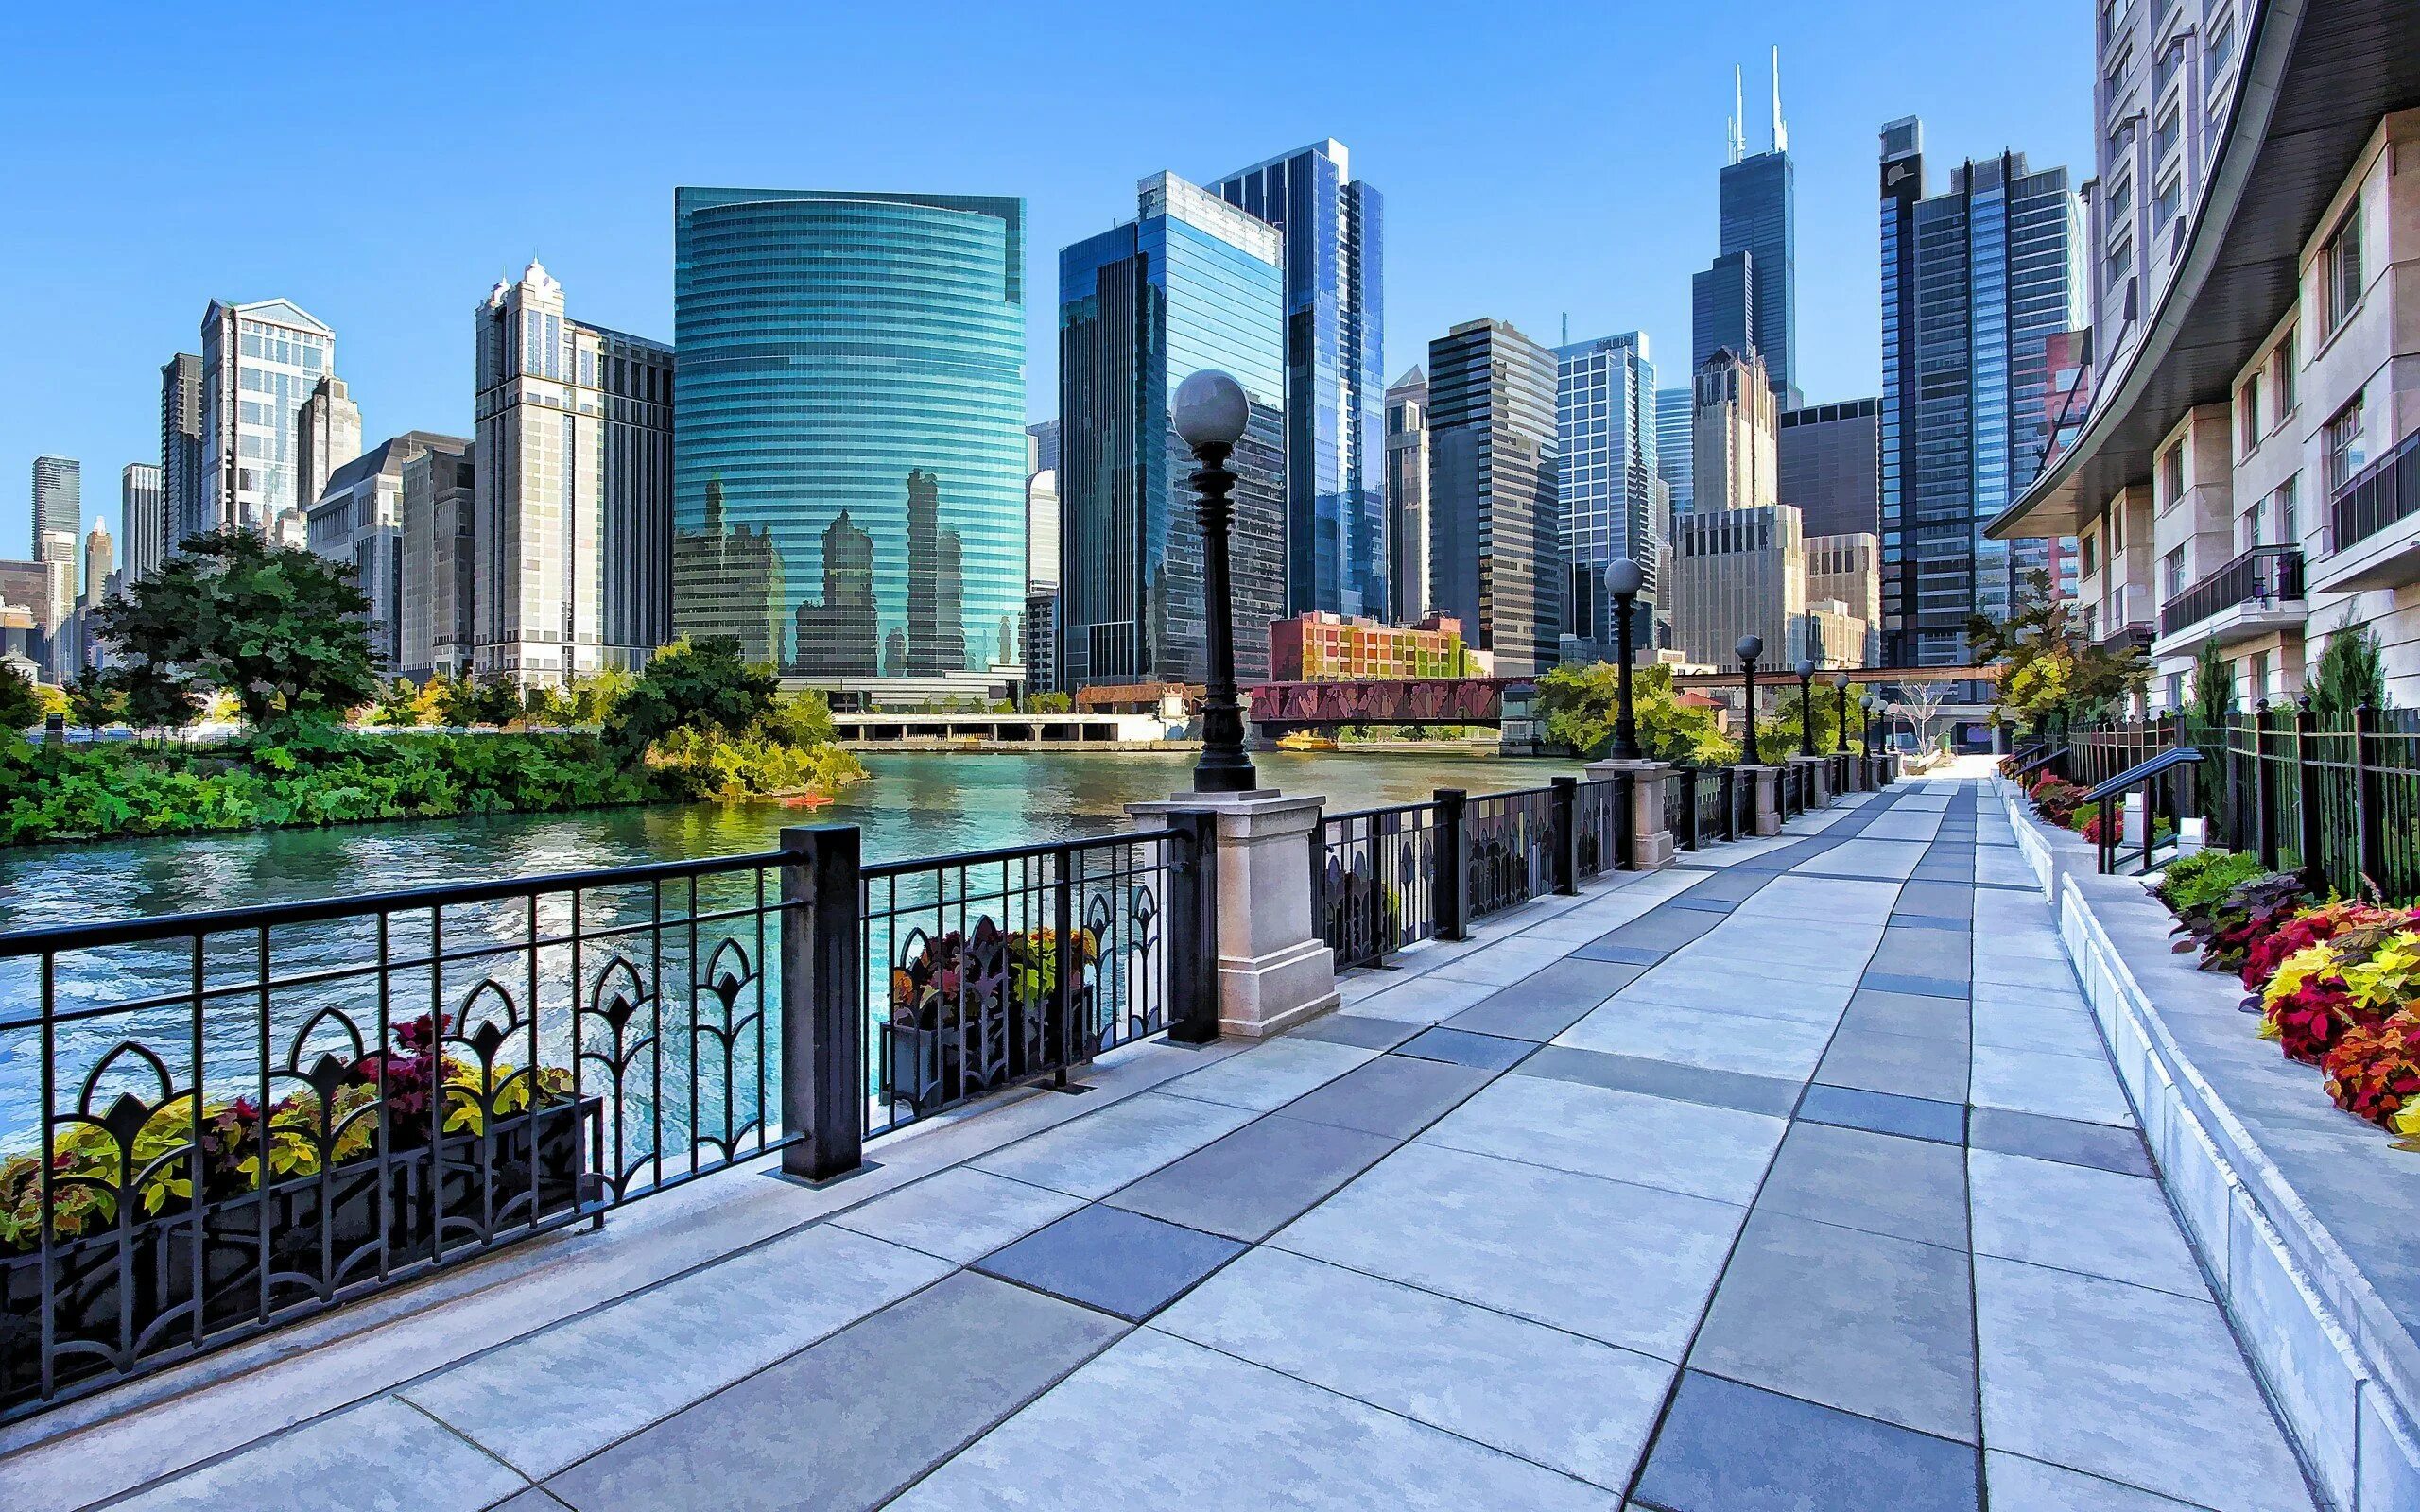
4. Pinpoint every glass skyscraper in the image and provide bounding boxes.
[1213,140,1385,621]
[1556,334,1660,644]
[1059,172,1287,688]
[671,189,1027,681]
[1429,318,1561,678]
[1693,59,1798,407]
[1878,119,2076,664]
[198,299,338,541]
[1655,384,1695,520]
